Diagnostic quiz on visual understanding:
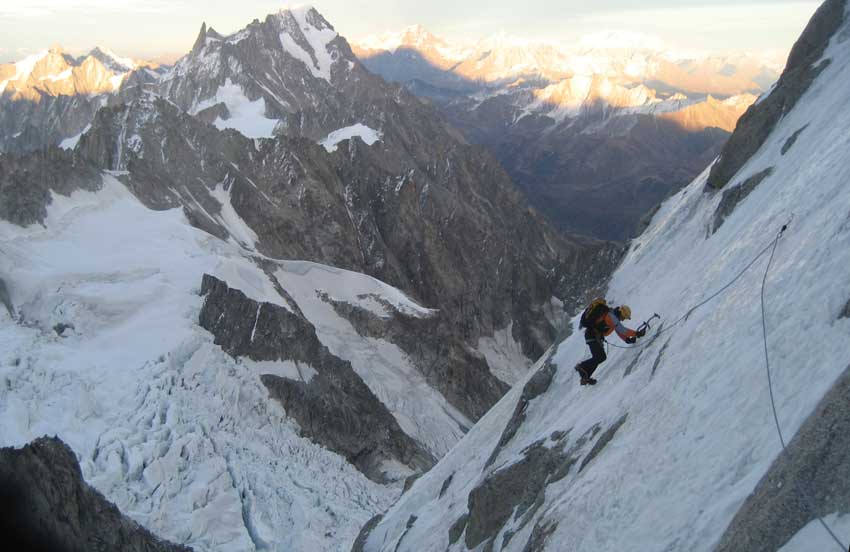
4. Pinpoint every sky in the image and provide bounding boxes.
[0,0,821,63]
